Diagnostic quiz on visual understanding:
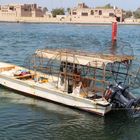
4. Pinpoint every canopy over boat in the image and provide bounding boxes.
[35,48,134,68]
[34,48,140,117]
